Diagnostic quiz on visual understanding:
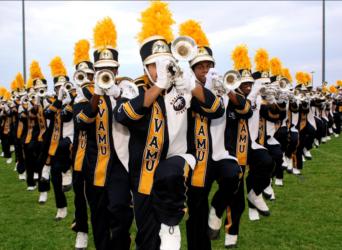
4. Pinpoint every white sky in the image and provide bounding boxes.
[0,0,341,90]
